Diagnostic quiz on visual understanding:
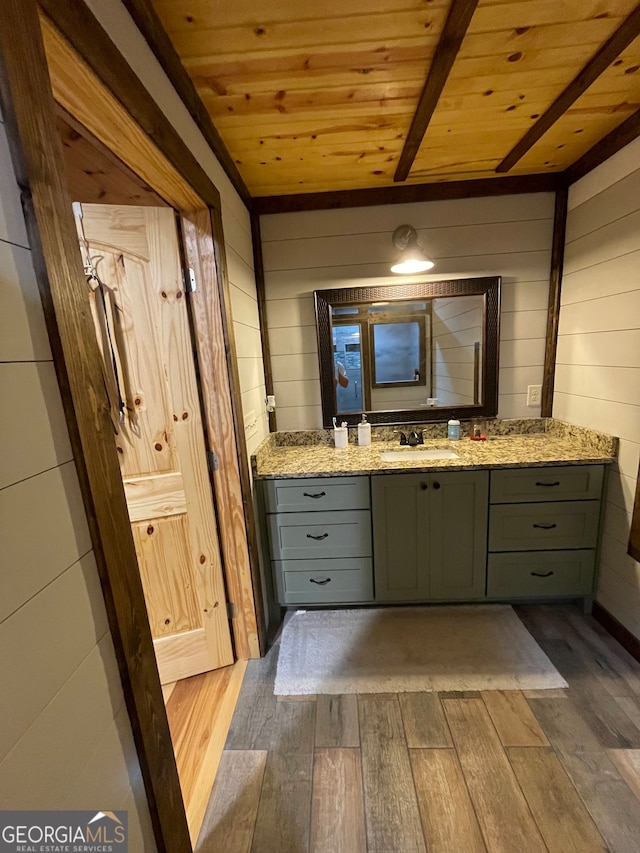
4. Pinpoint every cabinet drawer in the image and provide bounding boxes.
[275,558,373,604]
[490,465,603,503]
[268,509,372,561]
[489,500,600,551]
[487,551,595,598]
[265,476,370,513]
